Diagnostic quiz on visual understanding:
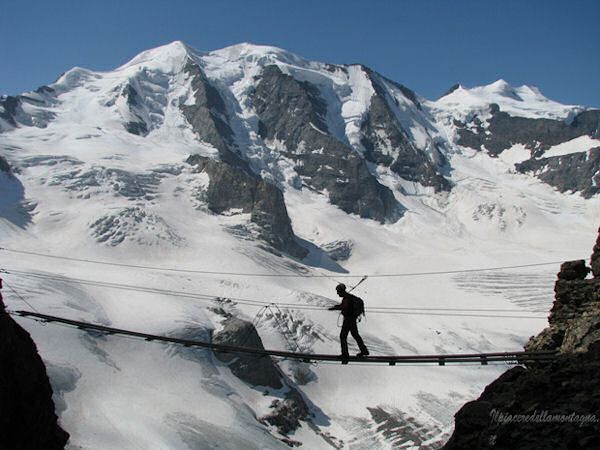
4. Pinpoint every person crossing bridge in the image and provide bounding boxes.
[328,283,369,364]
